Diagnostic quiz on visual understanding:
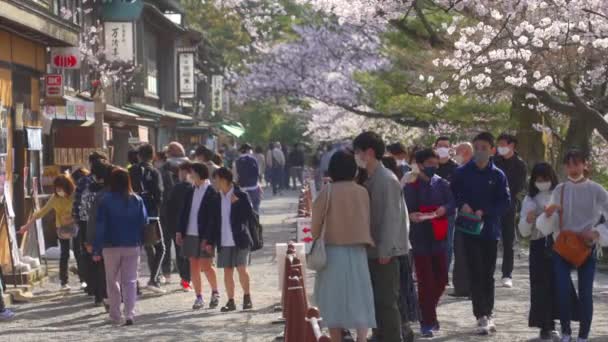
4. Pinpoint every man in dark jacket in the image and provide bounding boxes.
[233,143,262,213]
[288,143,305,189]
[435,137,459,183]
[451,132,511,335]
[129,143,166,293]
[493,133,527,288]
